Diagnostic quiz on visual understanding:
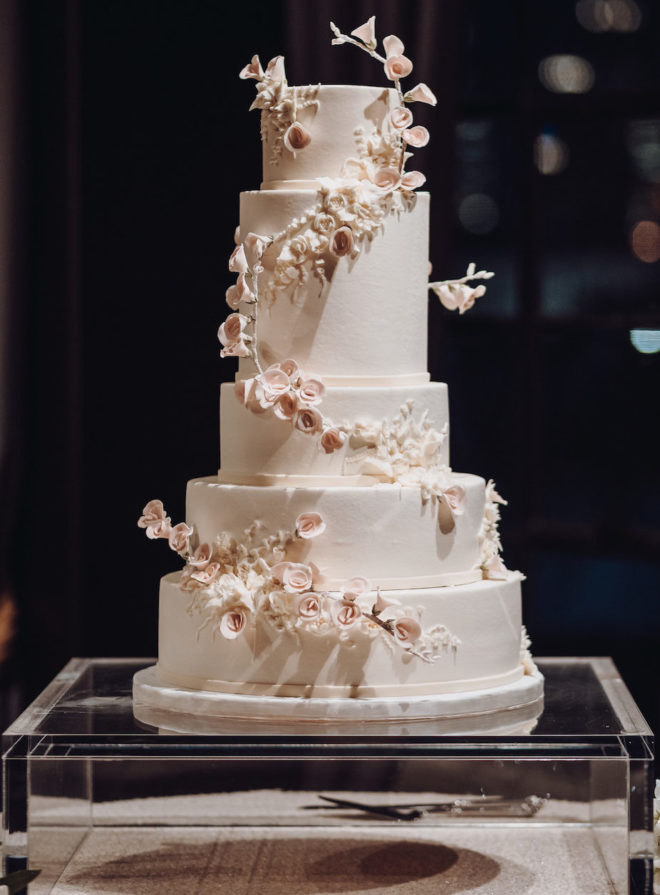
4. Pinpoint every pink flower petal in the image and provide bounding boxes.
[383,34,405,58]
